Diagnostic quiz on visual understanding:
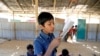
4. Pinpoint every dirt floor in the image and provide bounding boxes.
[0,39,100,56]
